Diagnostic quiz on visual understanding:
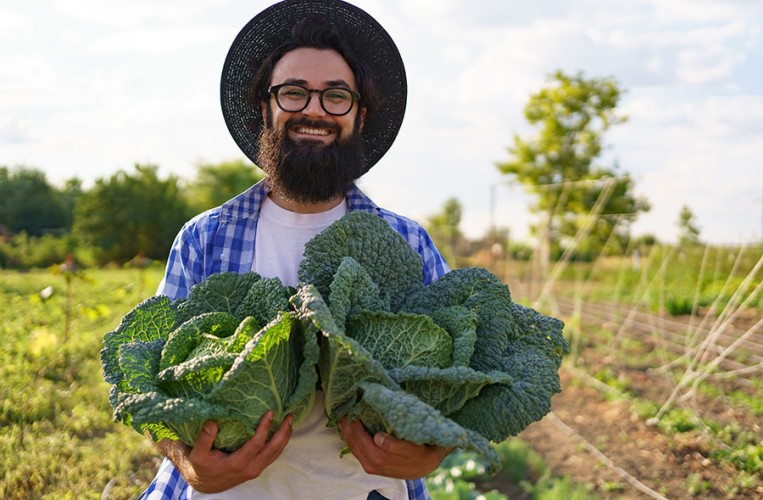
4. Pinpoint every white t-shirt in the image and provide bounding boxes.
[192,196,407,500]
